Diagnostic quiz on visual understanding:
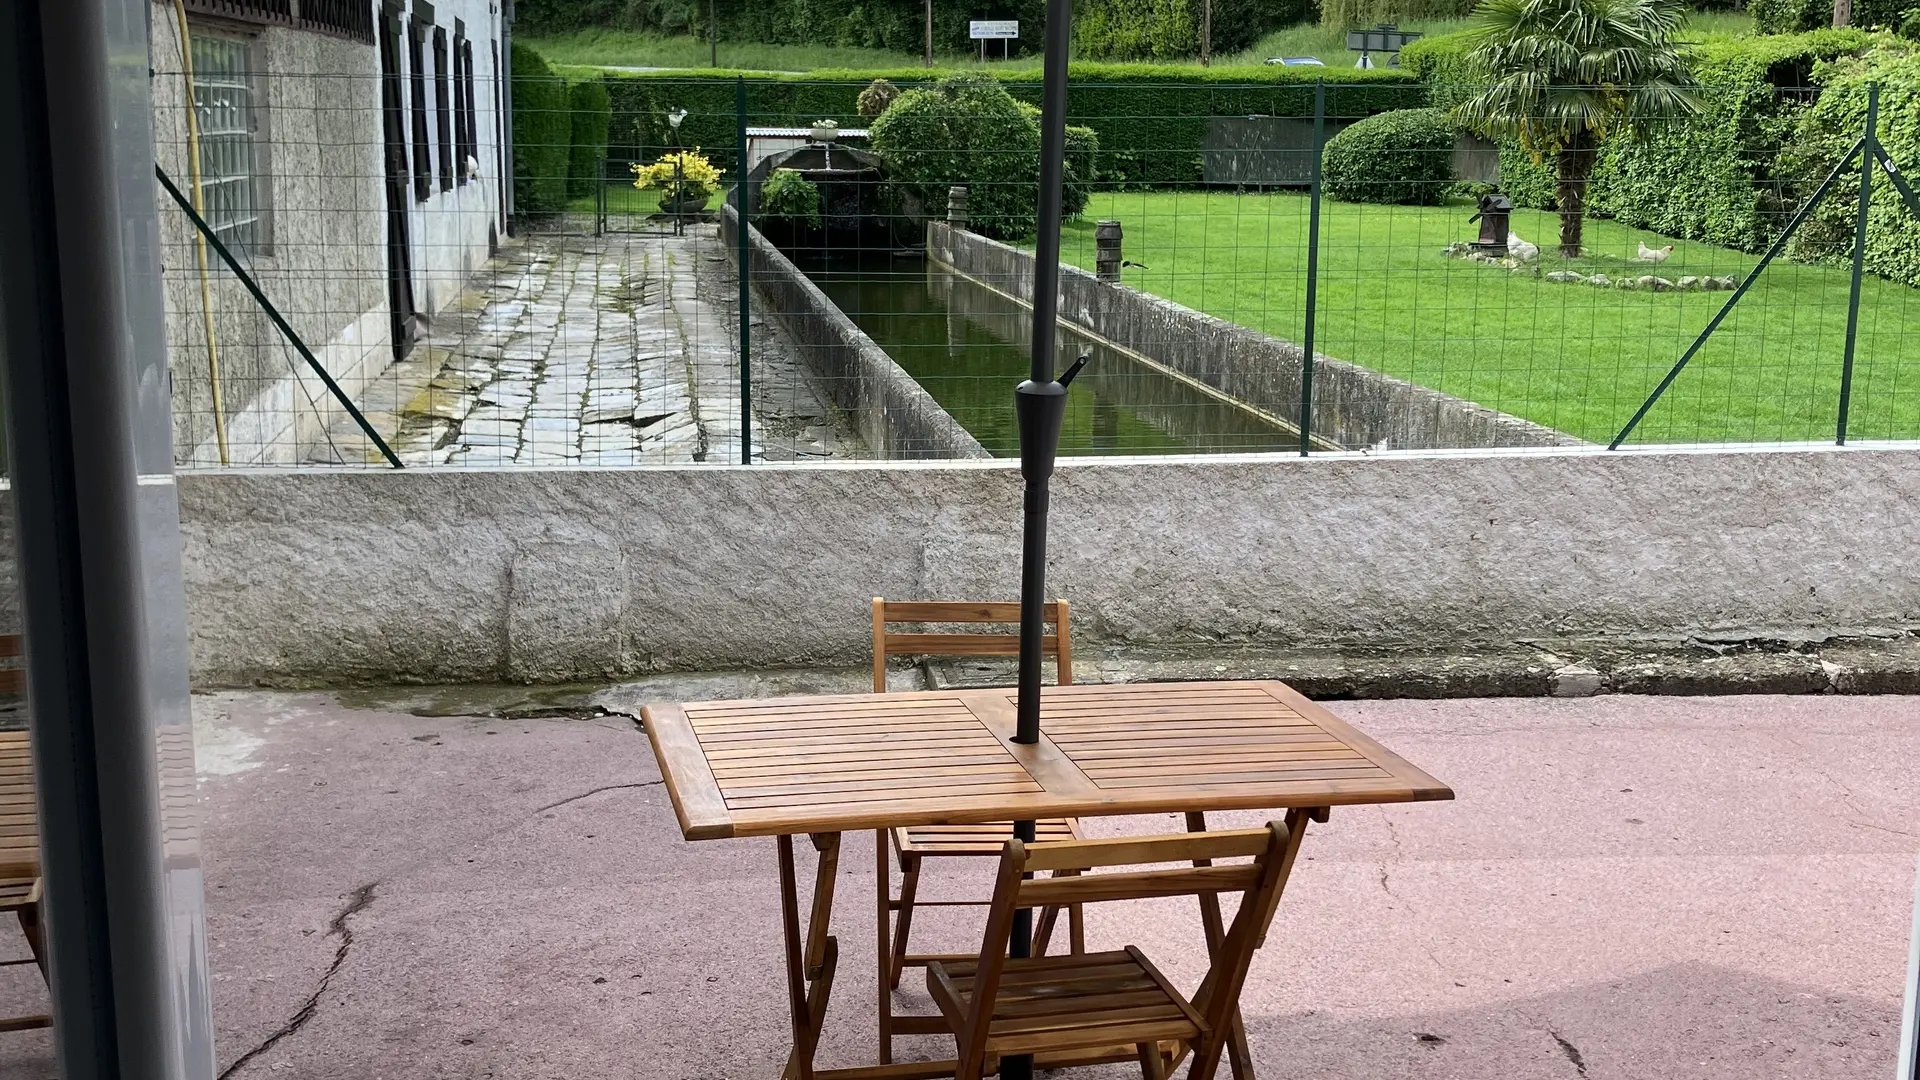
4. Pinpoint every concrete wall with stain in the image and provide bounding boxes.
[926,222,1581,452]
[170,445,1920,685]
